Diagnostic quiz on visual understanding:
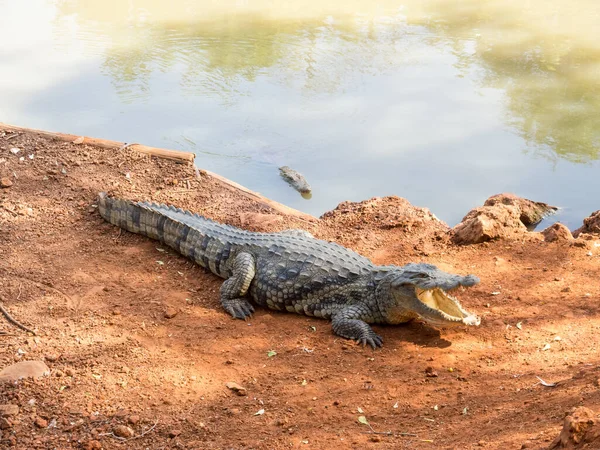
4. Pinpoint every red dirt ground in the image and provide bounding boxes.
[2,131,600,449]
